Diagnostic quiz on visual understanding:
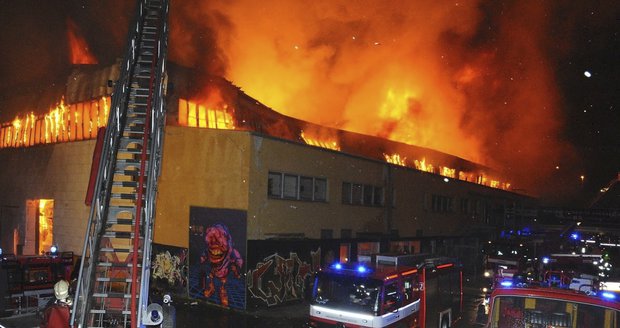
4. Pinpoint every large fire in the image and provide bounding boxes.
[170,0,575,197]
[0,97,110,148]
